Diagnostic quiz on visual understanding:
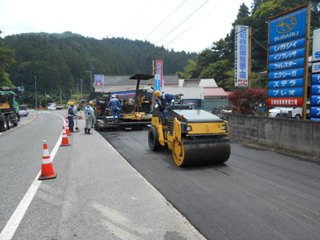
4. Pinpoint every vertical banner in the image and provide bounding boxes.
[311,28,320,121]
[267,5,309,109]
[154,59,163,91]
[234,25,249,87]
[94,74,104,86]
